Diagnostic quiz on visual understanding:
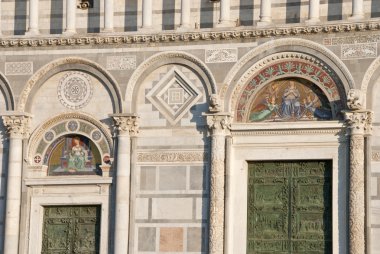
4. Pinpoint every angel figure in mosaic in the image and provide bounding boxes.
[303,93,332,120]
[68,137,88,172]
